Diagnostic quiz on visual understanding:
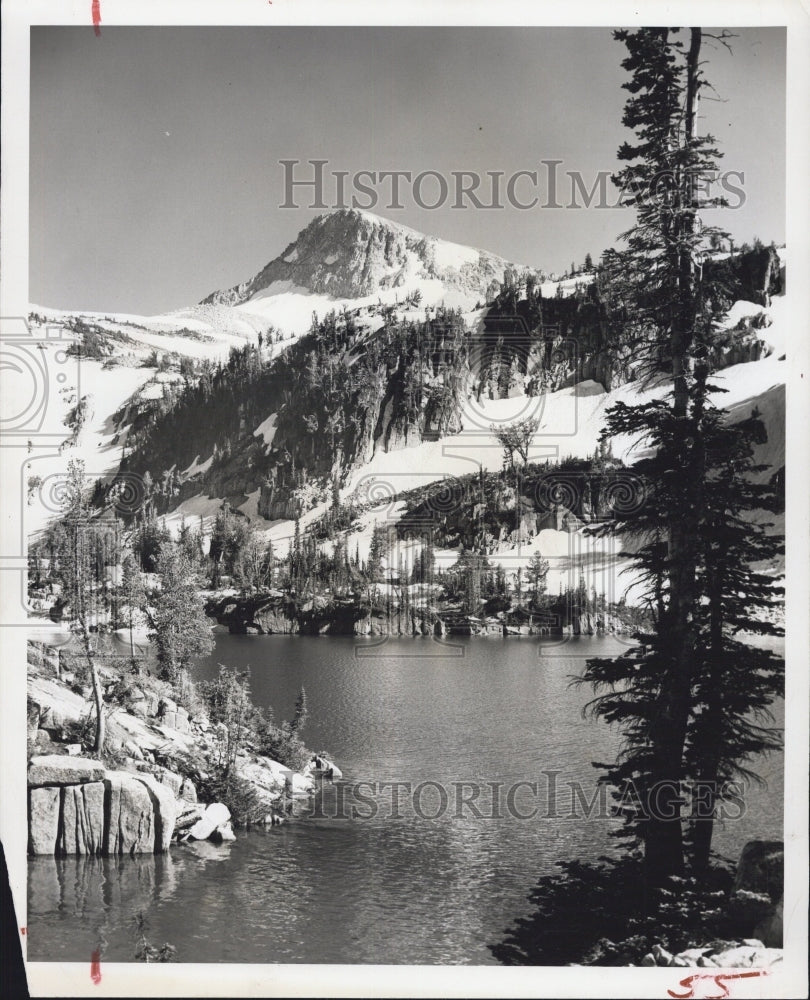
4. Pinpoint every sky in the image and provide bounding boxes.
[29,26,786,315]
